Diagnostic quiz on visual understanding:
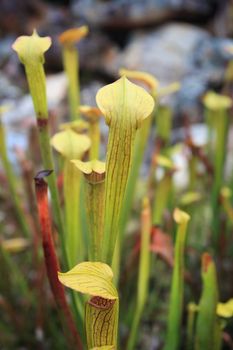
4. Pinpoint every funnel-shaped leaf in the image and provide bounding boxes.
[96,76,154,263]
[58,262,118,299]
[97,76,154,128]
[51,129,91,159]
[59,26,89,46]
[59,263,119,349]
[72,160,105,260]
[59,263,119,348]
[72,159,105,181]
[79,105,102,122]
[51,130,91,265]
[203,91,232,111]
[12,30,51,118]
[60,119,89,133]
[59,26,88,120]
[12,31,67,265]
[12,29,51,65]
